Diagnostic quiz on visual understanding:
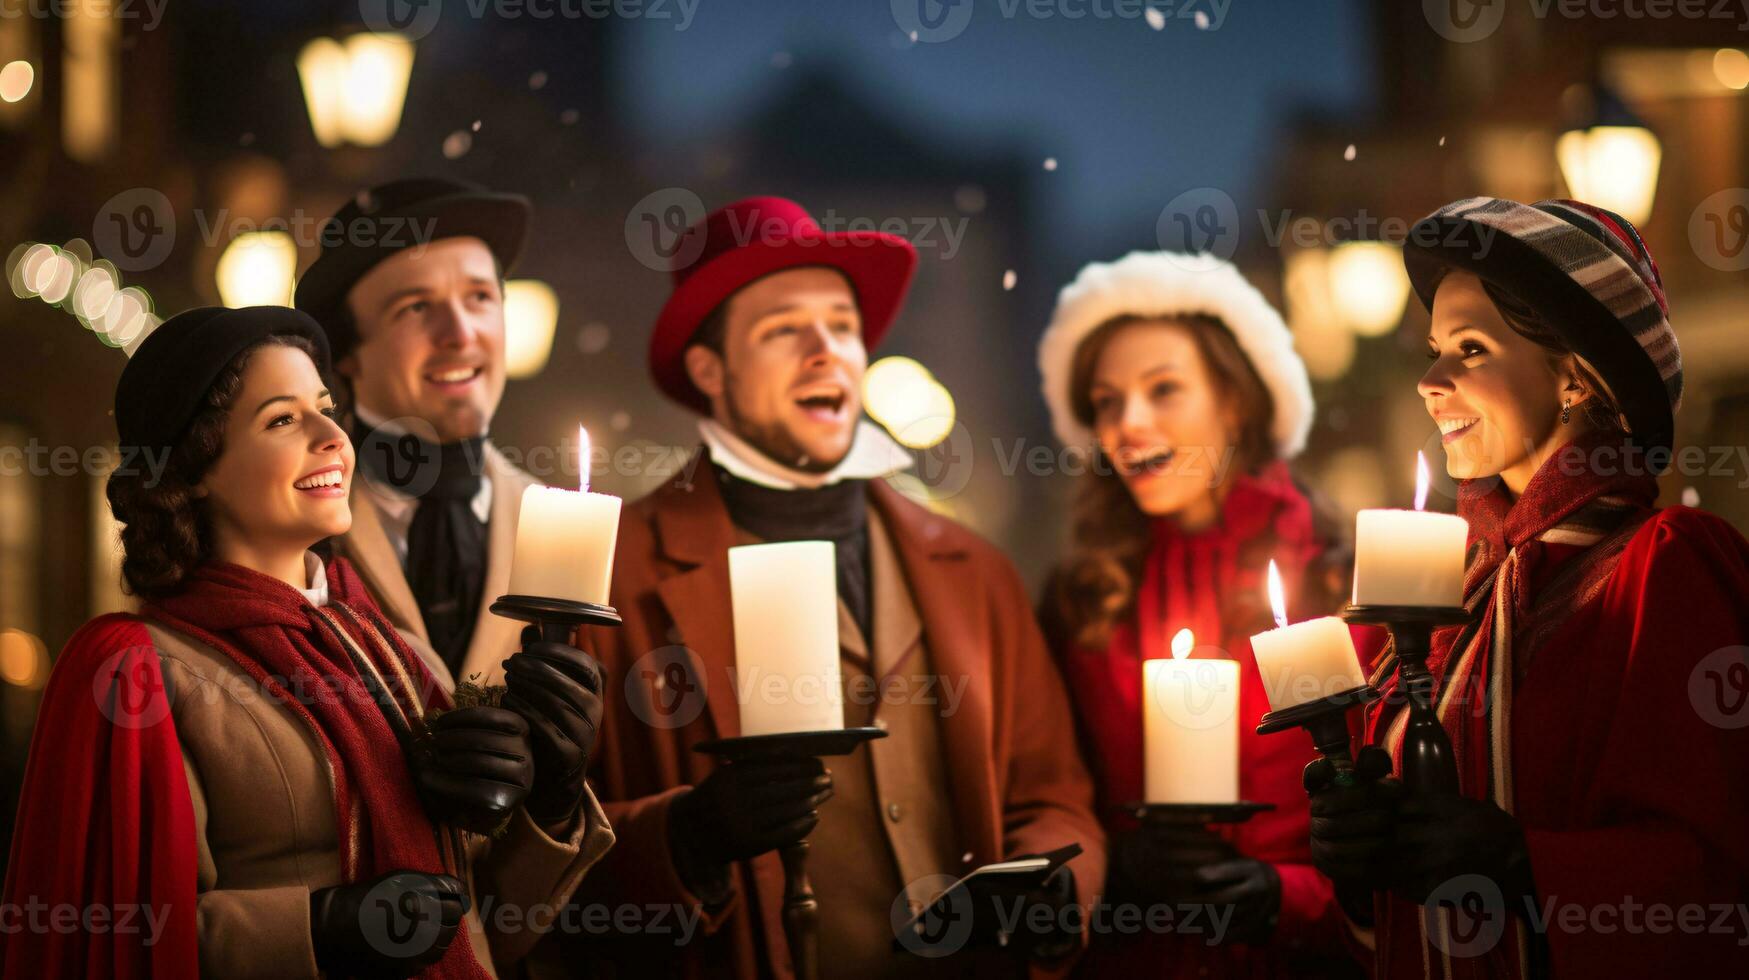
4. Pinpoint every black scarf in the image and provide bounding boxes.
[713,464,873,647]
[352,418,488,677]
